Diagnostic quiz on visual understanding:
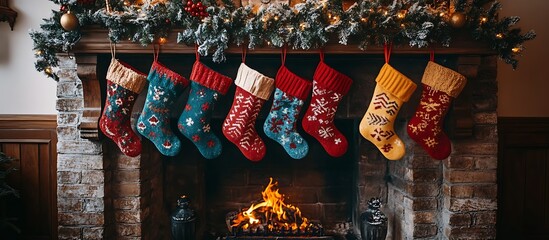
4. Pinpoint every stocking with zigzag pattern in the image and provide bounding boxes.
[222,63,275,161]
